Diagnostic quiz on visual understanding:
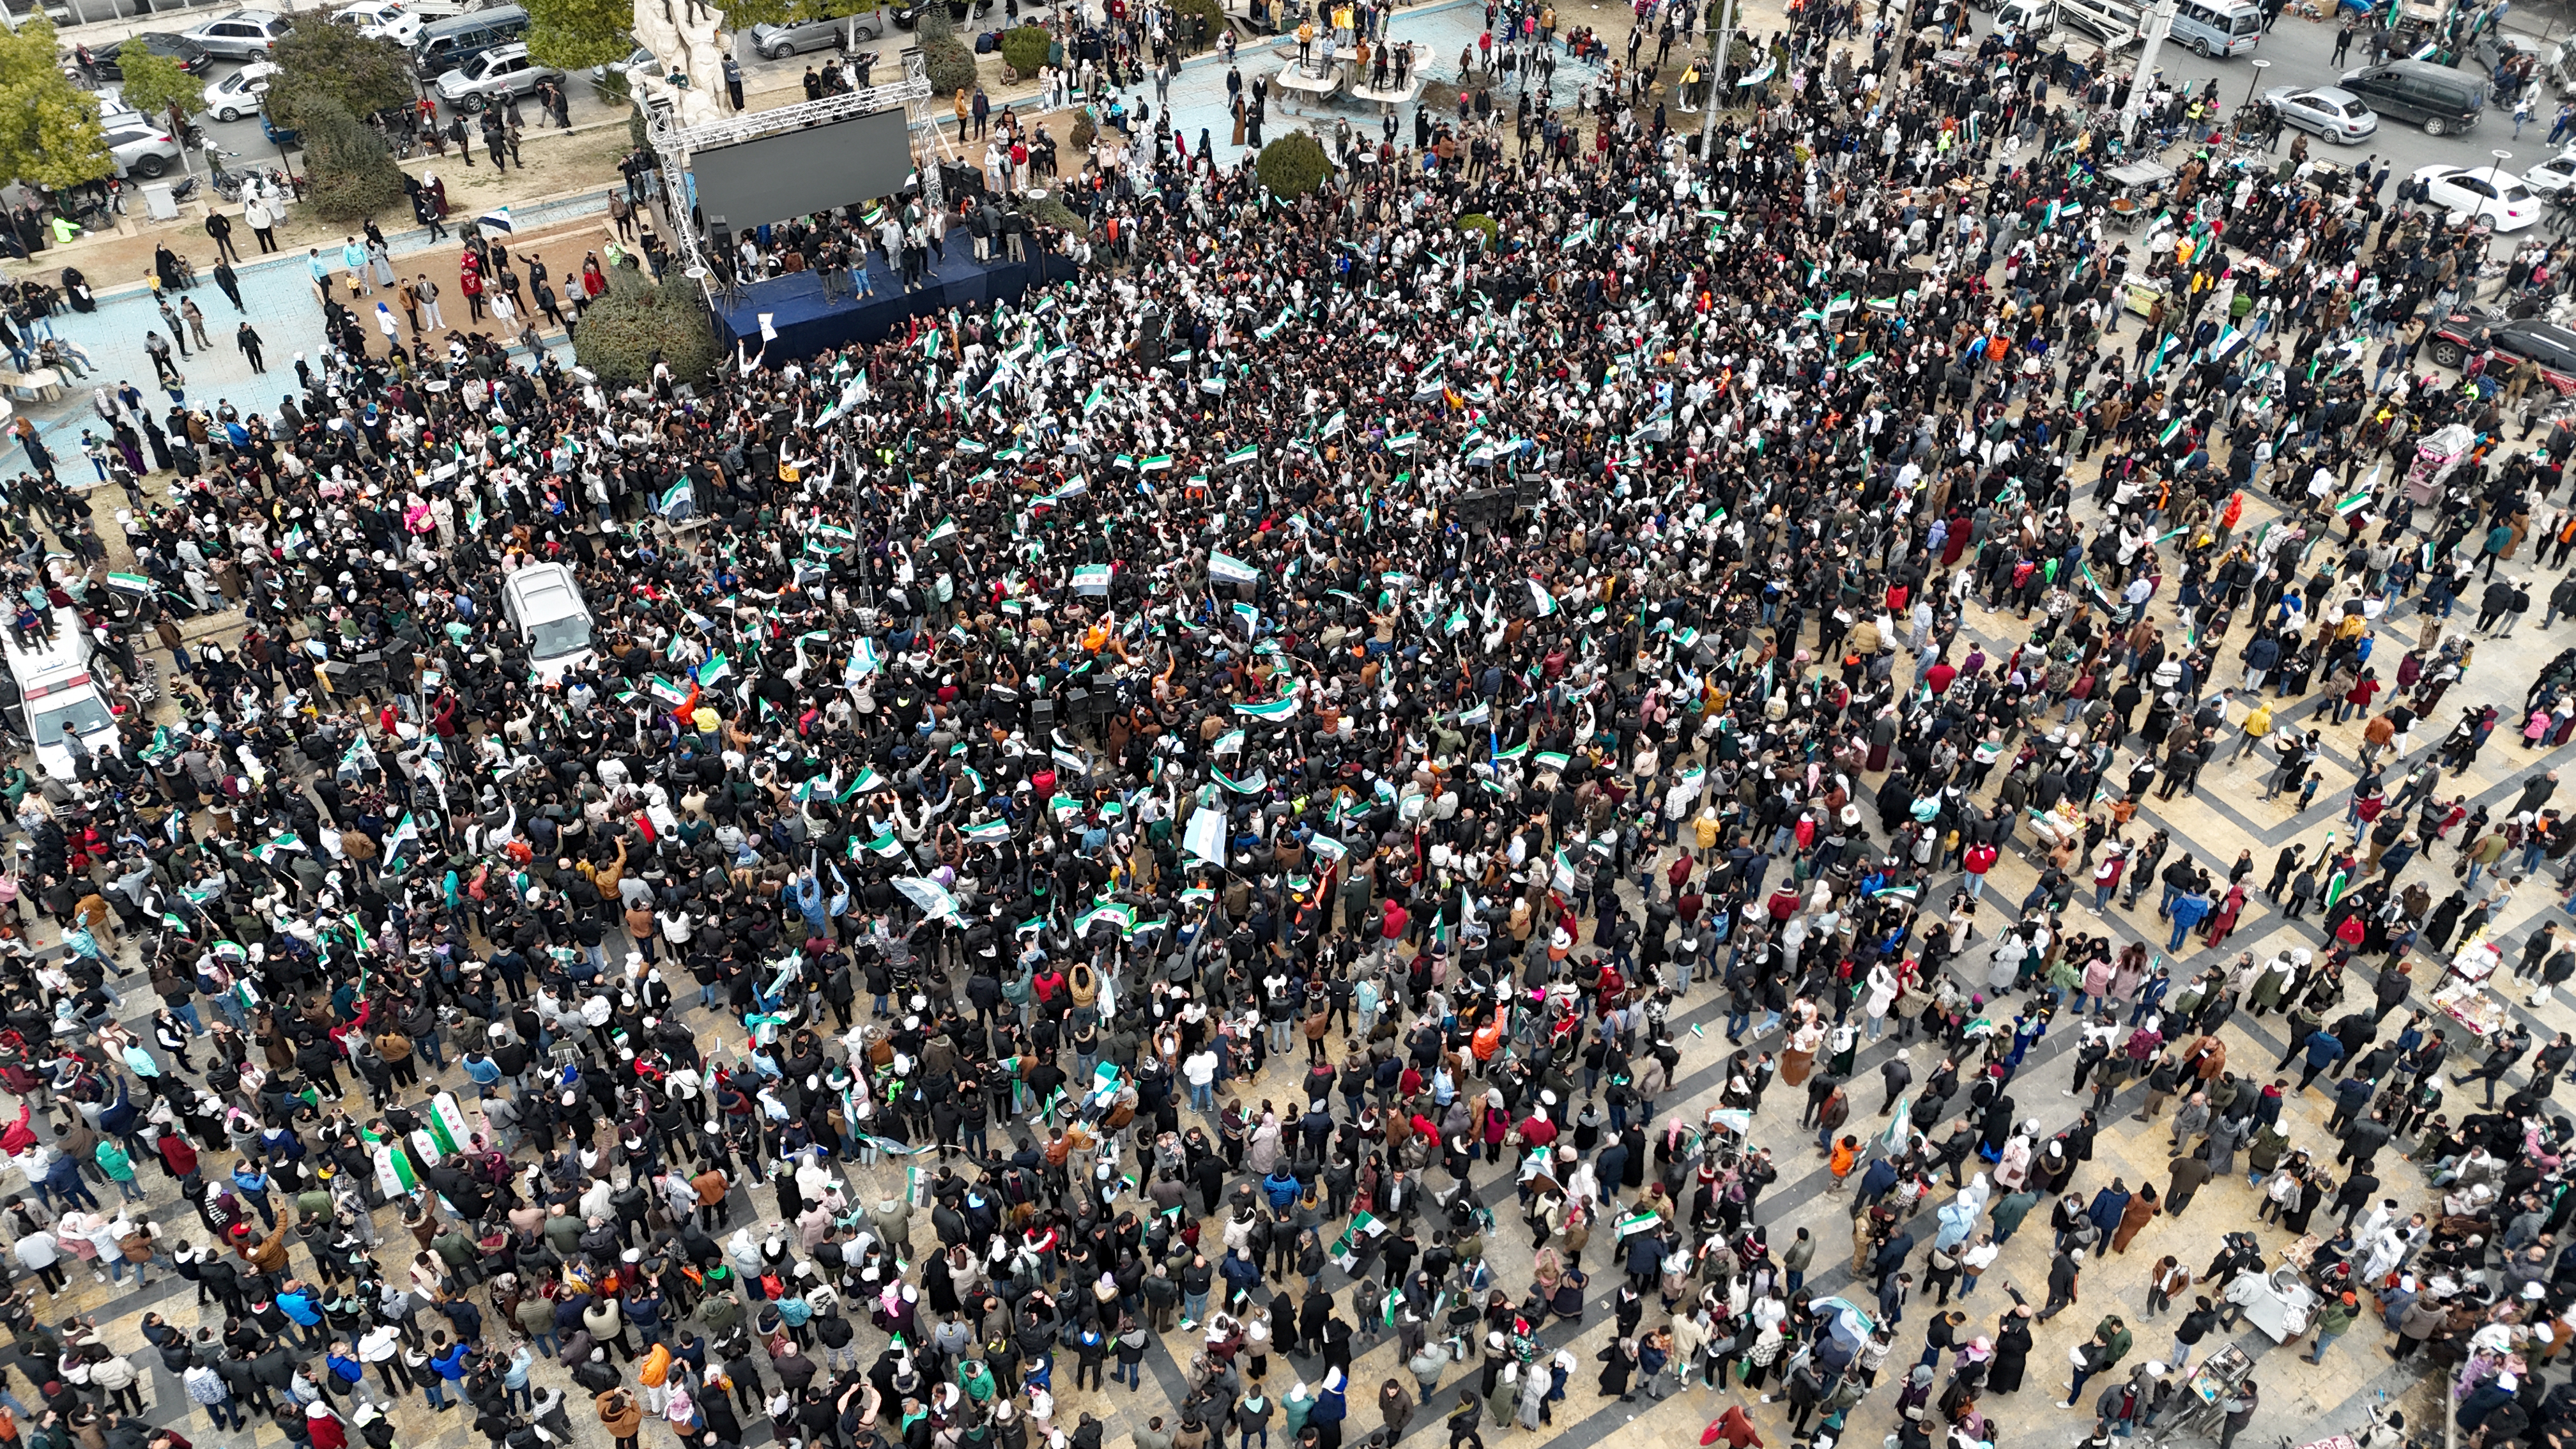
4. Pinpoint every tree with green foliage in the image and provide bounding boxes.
[524,0,637,71]
[287,84,406,224]
[112,38,205,127]
[268,12,413,127]
[574,264,718,387]
[1255,131,1329,199]
[114,37,206,175]
[999,24,1048,76]
[0,16,112,194]
[914,4,978,96]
